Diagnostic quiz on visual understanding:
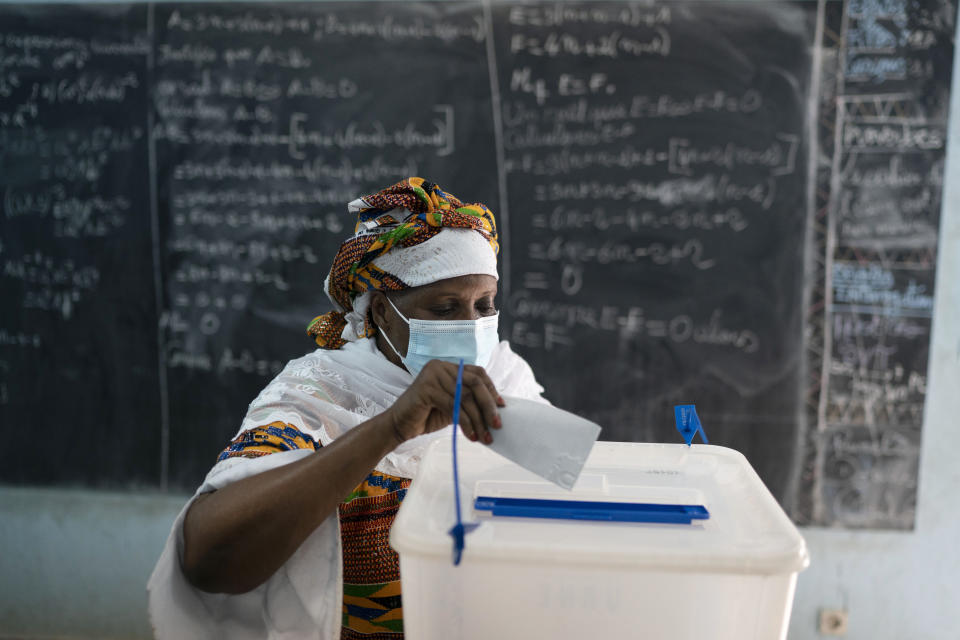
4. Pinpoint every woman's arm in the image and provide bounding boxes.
[182,410,399,594]
[181,360,503,595]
